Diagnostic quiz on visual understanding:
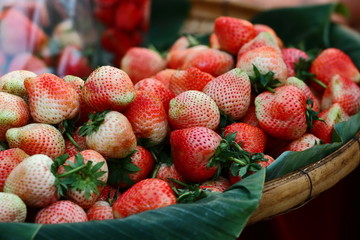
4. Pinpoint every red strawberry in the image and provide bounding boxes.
[0,92,31,141]
[24,73,80,124]
[237,31,281,59]
[123,90,169,146]
[240,104,260,127]
[8,53,49,75]
[311,103,350,143]
[115,1,142,30]
[168,90,220,131]
[0,70,36,101]
[170,127,222,182]
[169,67,214,95]
[154,69,177,89]
[321,75,360,116]
[82,66,136,112]
[87,201,114,221]
[134,78,176,113]
[310,48,360,92]
[80,111,137,159]
[209,33,220,49]
[6,123,65,159]
[255,85,308,140]
[35,200,88,224]
[199,176,230,192]
[0,192,27,222]
[112,178,177,218]
[181,48,234,77]
[214,16,256,54]
[281,47,309,78]
[154,163,187,189]
[121,47,166,84]
[285,133,321,152]
[237,46,288,85]
[223,123,267,154]
[167,45,208,70]
[202,68,251,121]
[57,150,108,209]
[0,148,29,191]
[4,154,60,208]
[94,5,116,27]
